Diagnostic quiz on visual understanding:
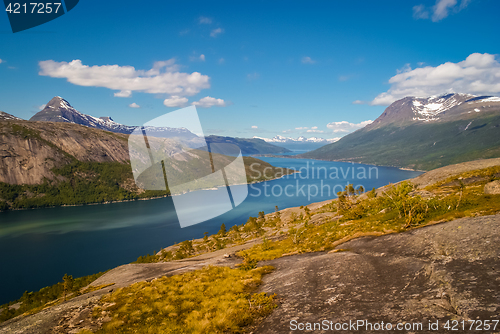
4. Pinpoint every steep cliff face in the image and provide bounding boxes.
[0,120,130,185]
